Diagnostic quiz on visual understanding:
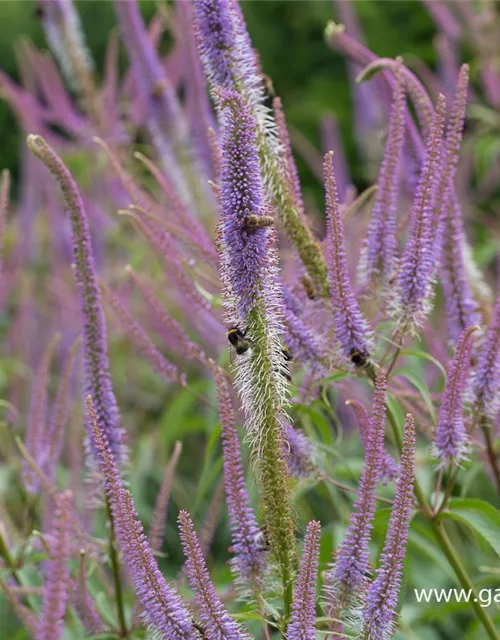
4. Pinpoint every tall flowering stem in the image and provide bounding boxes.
[178,511,250,640]
[324,372,388,623]
[37,490,73,640]
[87,396,195,640]
[434,326,478,467]
[210,362,264,585]
[27,134,126,464]
[361,414,416,640]
[216,88,297,616]
[470,287,500,419]
[441,194,481,344]
[287,520,321,640]
[23,333,60,493]
[359,63,405,289]
[392,96,446,332]
[114,0,189,194]
[194,0,330,297]
[324,151,372,364]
